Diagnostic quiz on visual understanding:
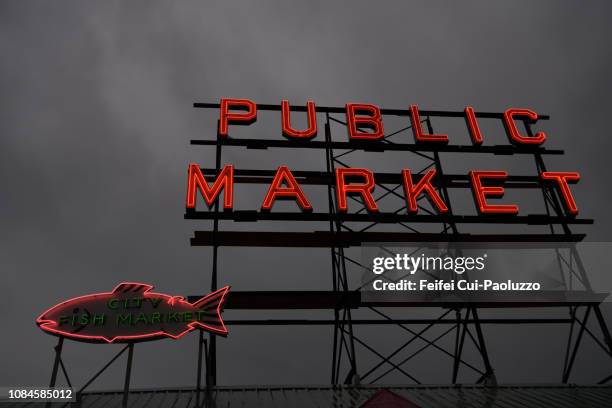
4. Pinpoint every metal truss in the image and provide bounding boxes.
[320,111,494,386]
[185,102,612,394]
[45,337,136,408]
